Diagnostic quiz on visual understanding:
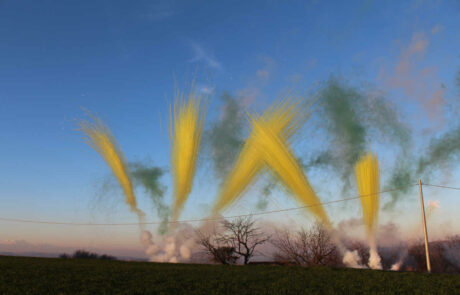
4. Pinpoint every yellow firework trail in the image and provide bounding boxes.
[250,116,331,227]
[79,115,144,220]
[212,98,305,214]
[355,152,380,236]
[170,89,205,222]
